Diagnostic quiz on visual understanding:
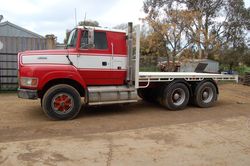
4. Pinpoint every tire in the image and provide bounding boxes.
[137,88,155,102]
[161,83,190,110]
[188,82,198,105]
[193,81,217,108]
[40,98,43,107]
[137,89,146,99]
[42,84,82,120]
